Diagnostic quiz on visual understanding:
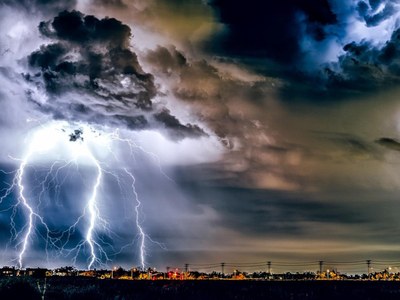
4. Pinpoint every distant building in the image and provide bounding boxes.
[112,267,130,279]
[167,270,183,280]
[96,269,112,279]
[78,270,97,277]
[25,268,49,278]
[54,266,77,277]
[151,272,164,280]
[0,266,17,277]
